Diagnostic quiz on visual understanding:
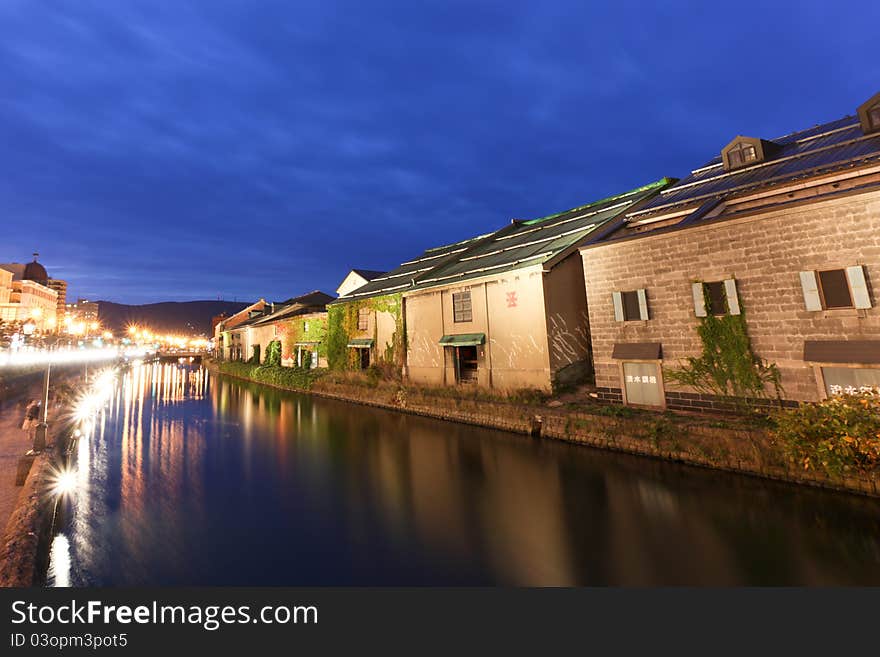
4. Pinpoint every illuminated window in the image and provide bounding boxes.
[452,290,472,323]
[727,142,757,168]
[357,308,369,331]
